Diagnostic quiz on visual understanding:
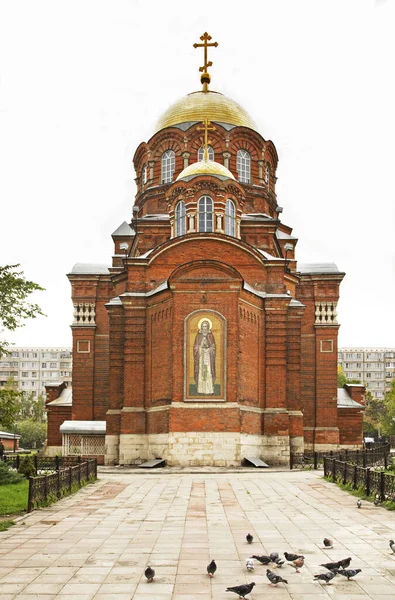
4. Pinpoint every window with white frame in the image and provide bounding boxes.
[225,199,236,237]
[265,163,270,187]
[50,362,57,368]
[142,163,147,185]
[236,149,251,183]
[161,150,175,183]
[175,201,186,236]
[198,196,213,232]
[198,145,214,161]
